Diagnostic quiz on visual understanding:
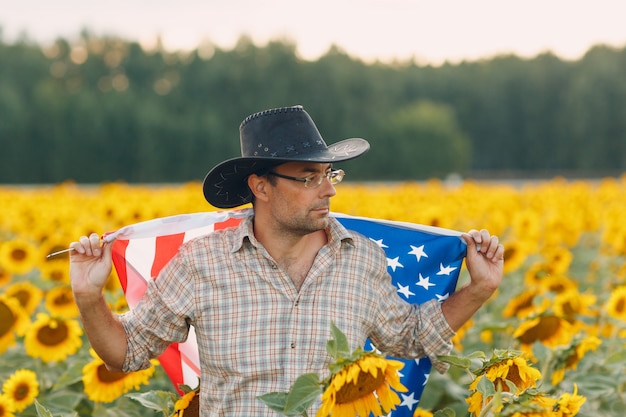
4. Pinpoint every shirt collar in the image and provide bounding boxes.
[230,212,355,253]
